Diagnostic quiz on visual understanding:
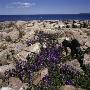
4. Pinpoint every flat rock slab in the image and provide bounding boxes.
[33,68,48,85]
[60,85,83,90]
[0,64,15,78]
[0,87,14,90]
[9,77,23,90]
